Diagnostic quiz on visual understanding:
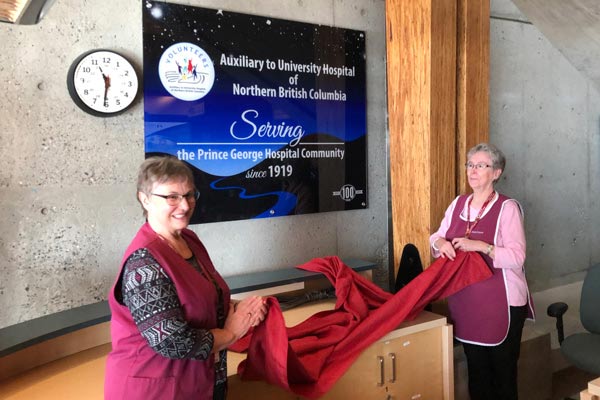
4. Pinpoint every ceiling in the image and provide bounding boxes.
[508,0,600,93]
